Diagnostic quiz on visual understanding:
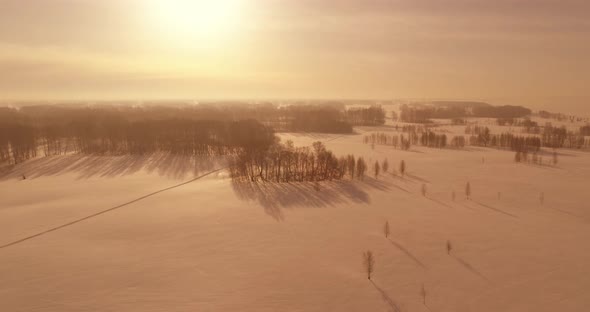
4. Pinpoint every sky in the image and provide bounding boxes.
[0,0,589,113]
